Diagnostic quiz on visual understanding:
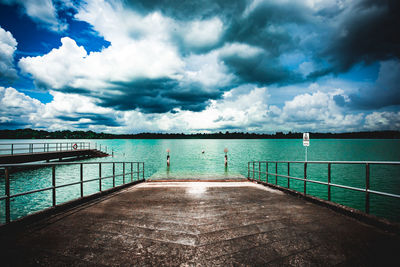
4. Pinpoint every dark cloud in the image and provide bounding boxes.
[221,52,300,85]
[347,60,400,109]
[56,114,122,127]
[0,120,28,129]
[323,0,400,73]
[126,0,247,21]
[96,78,223,113]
